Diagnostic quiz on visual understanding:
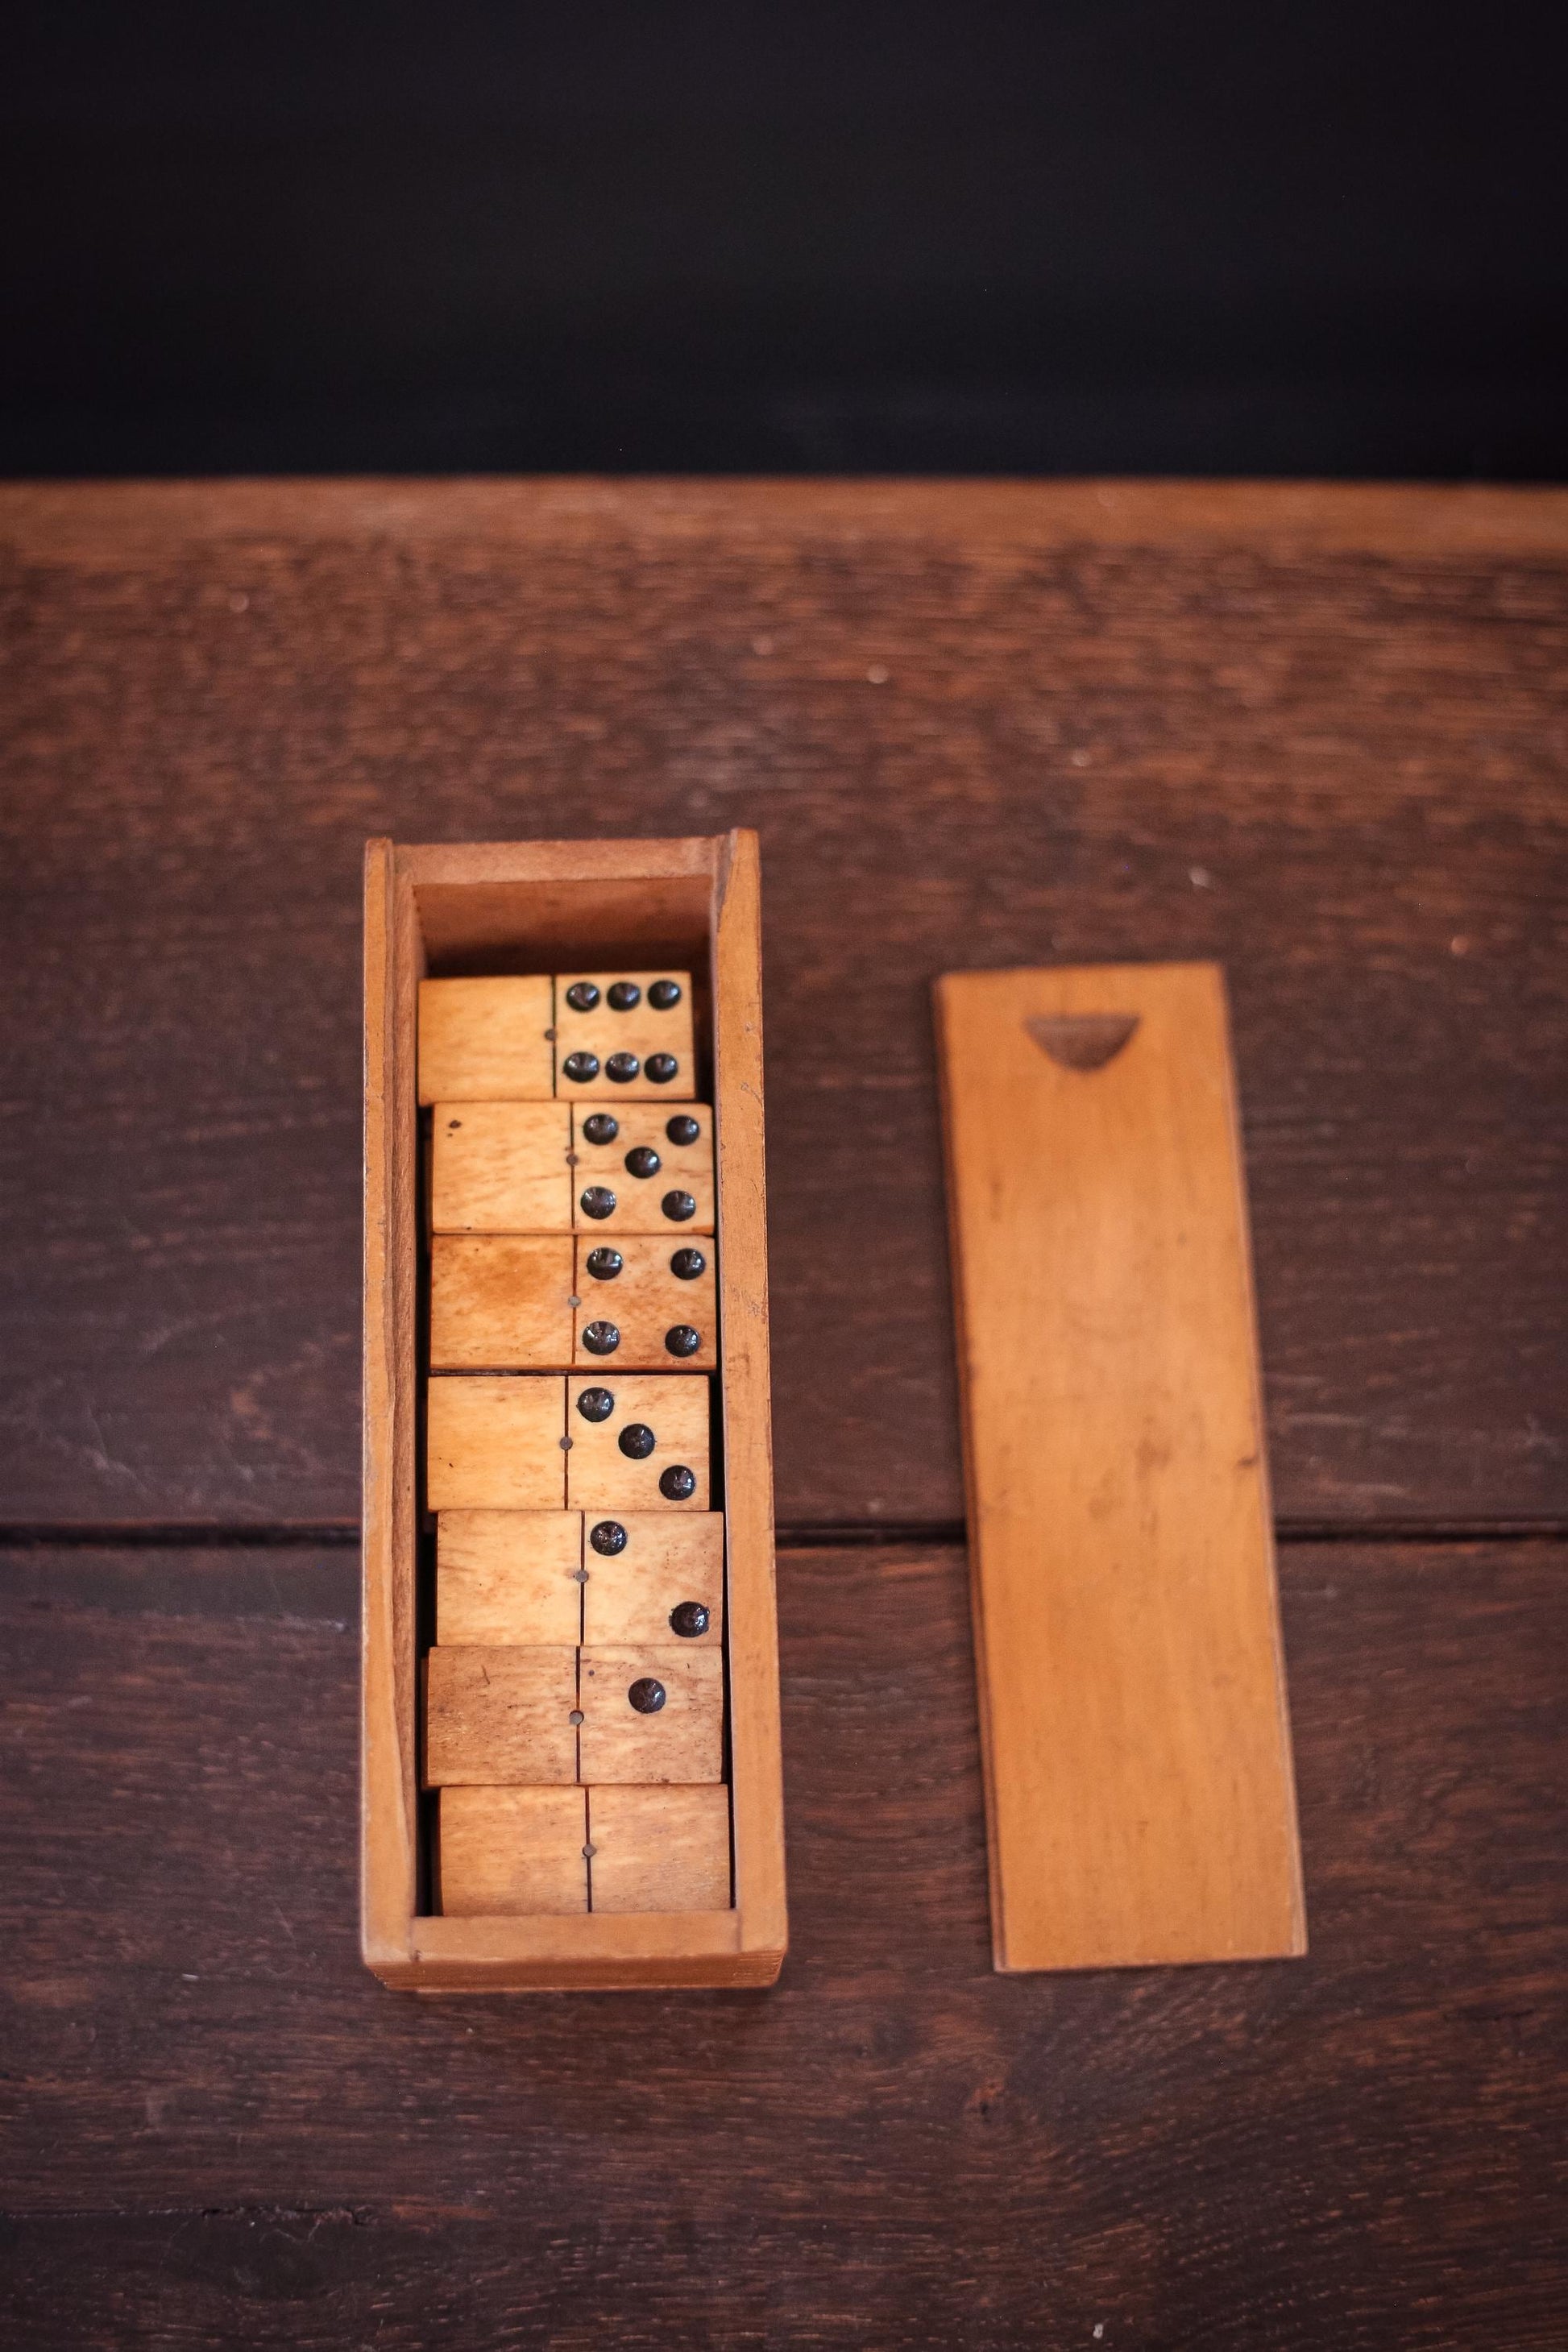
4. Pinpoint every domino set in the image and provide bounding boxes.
[363,834,786,1992]
[421,969,732,1918]
[362,840,1299,1989]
